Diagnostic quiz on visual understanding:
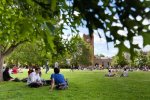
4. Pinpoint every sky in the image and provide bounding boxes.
[63,26,150,57]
